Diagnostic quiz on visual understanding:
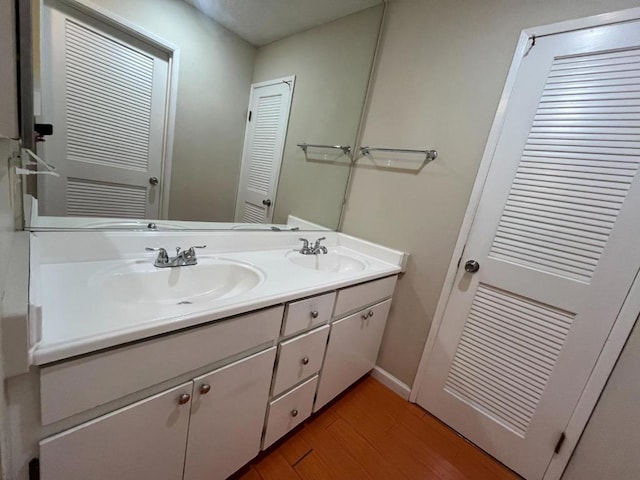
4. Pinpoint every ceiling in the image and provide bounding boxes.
[184,0,383,46]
